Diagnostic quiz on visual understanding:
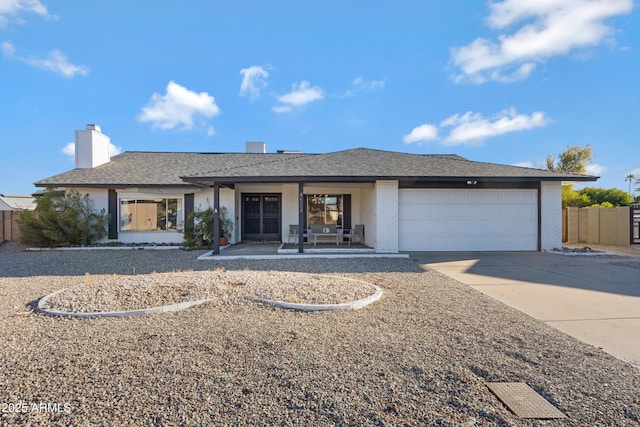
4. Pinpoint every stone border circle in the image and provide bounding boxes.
[36,275,382,318]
